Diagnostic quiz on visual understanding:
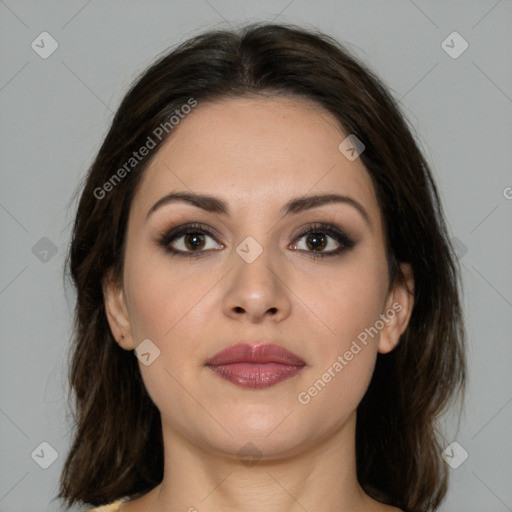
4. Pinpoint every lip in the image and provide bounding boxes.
[206,343,305,389]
